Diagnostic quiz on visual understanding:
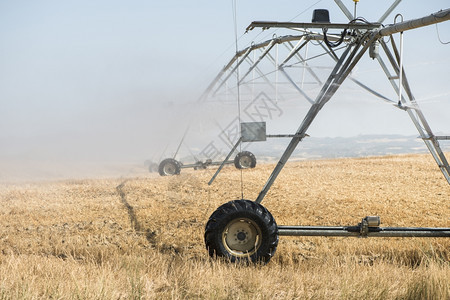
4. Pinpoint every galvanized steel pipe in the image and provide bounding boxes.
[379,8,450,37]
[278,225,450,238]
